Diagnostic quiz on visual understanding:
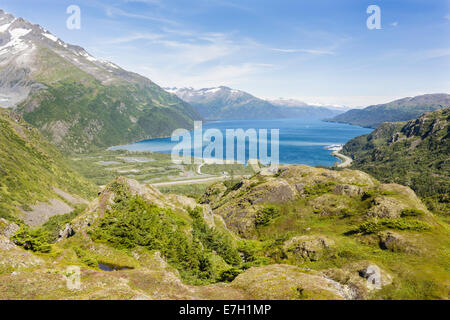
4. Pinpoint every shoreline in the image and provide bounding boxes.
[331,149,353,167]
